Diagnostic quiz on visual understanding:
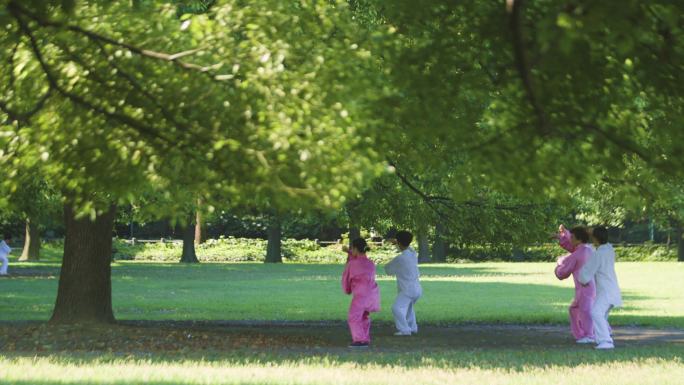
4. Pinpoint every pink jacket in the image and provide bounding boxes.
[555,229,596,299]
[342,253,381,313]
